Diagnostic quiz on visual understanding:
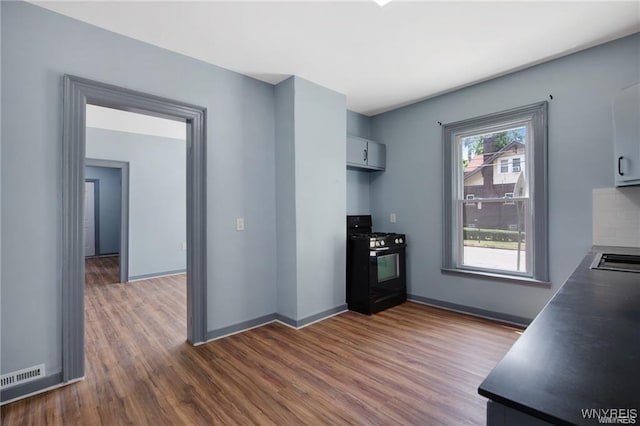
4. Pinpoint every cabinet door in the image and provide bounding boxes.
[366,140,386,170]
[347,136,368,167]
[613,82,640,186]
